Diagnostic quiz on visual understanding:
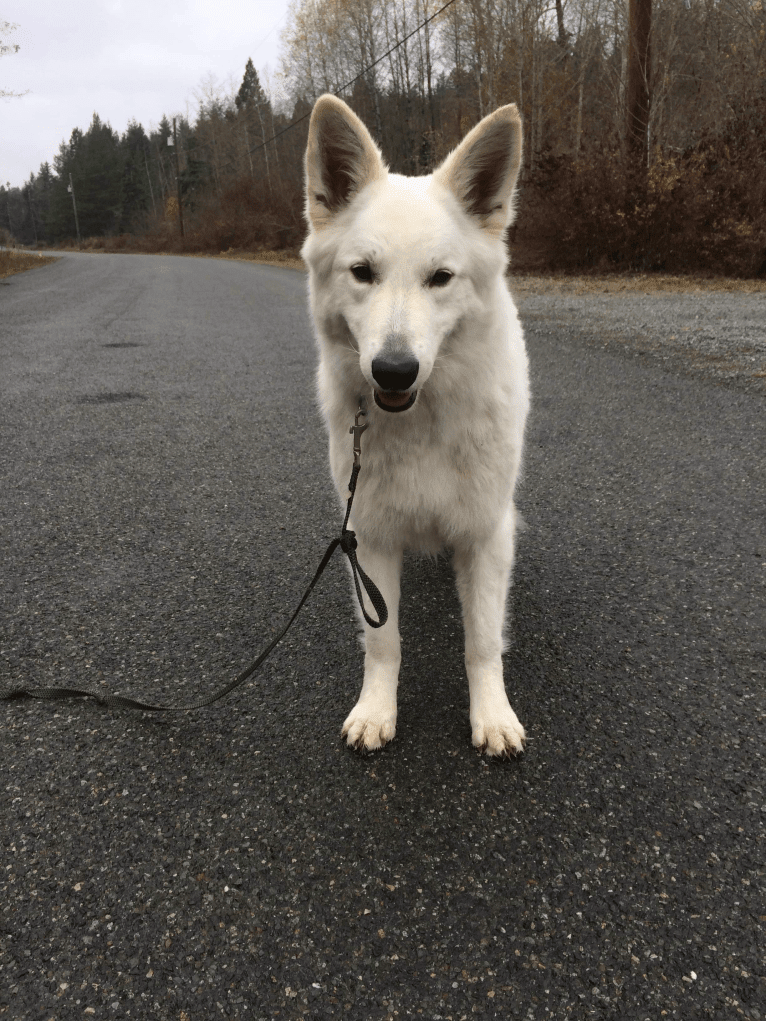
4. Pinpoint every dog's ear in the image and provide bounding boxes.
[304,94,387,231]
[434,104,523,238]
